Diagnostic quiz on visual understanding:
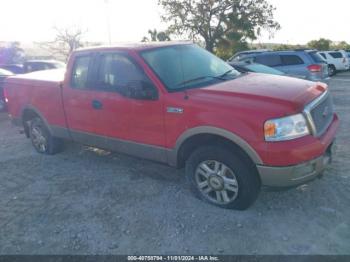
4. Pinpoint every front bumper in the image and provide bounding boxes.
[257,142,334,187]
